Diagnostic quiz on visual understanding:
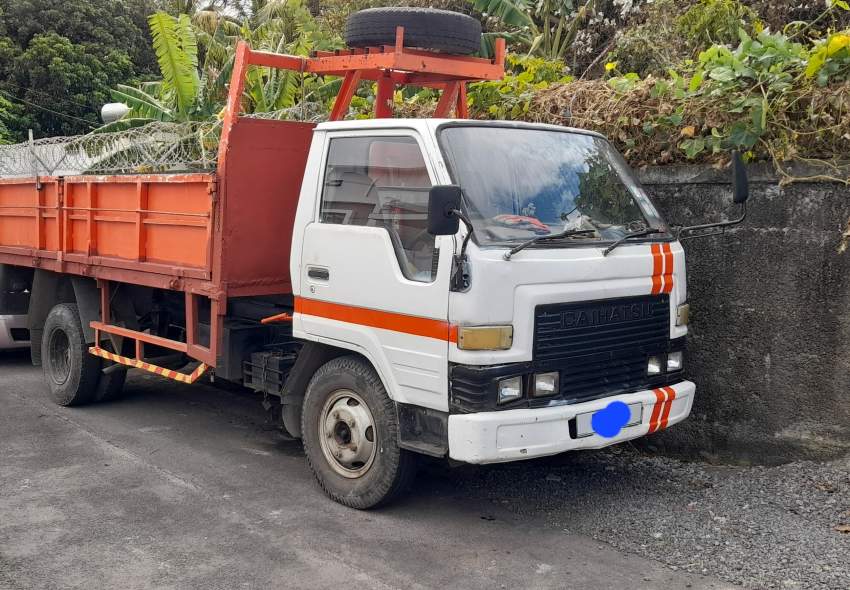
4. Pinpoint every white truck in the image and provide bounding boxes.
[0,9,749,508]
